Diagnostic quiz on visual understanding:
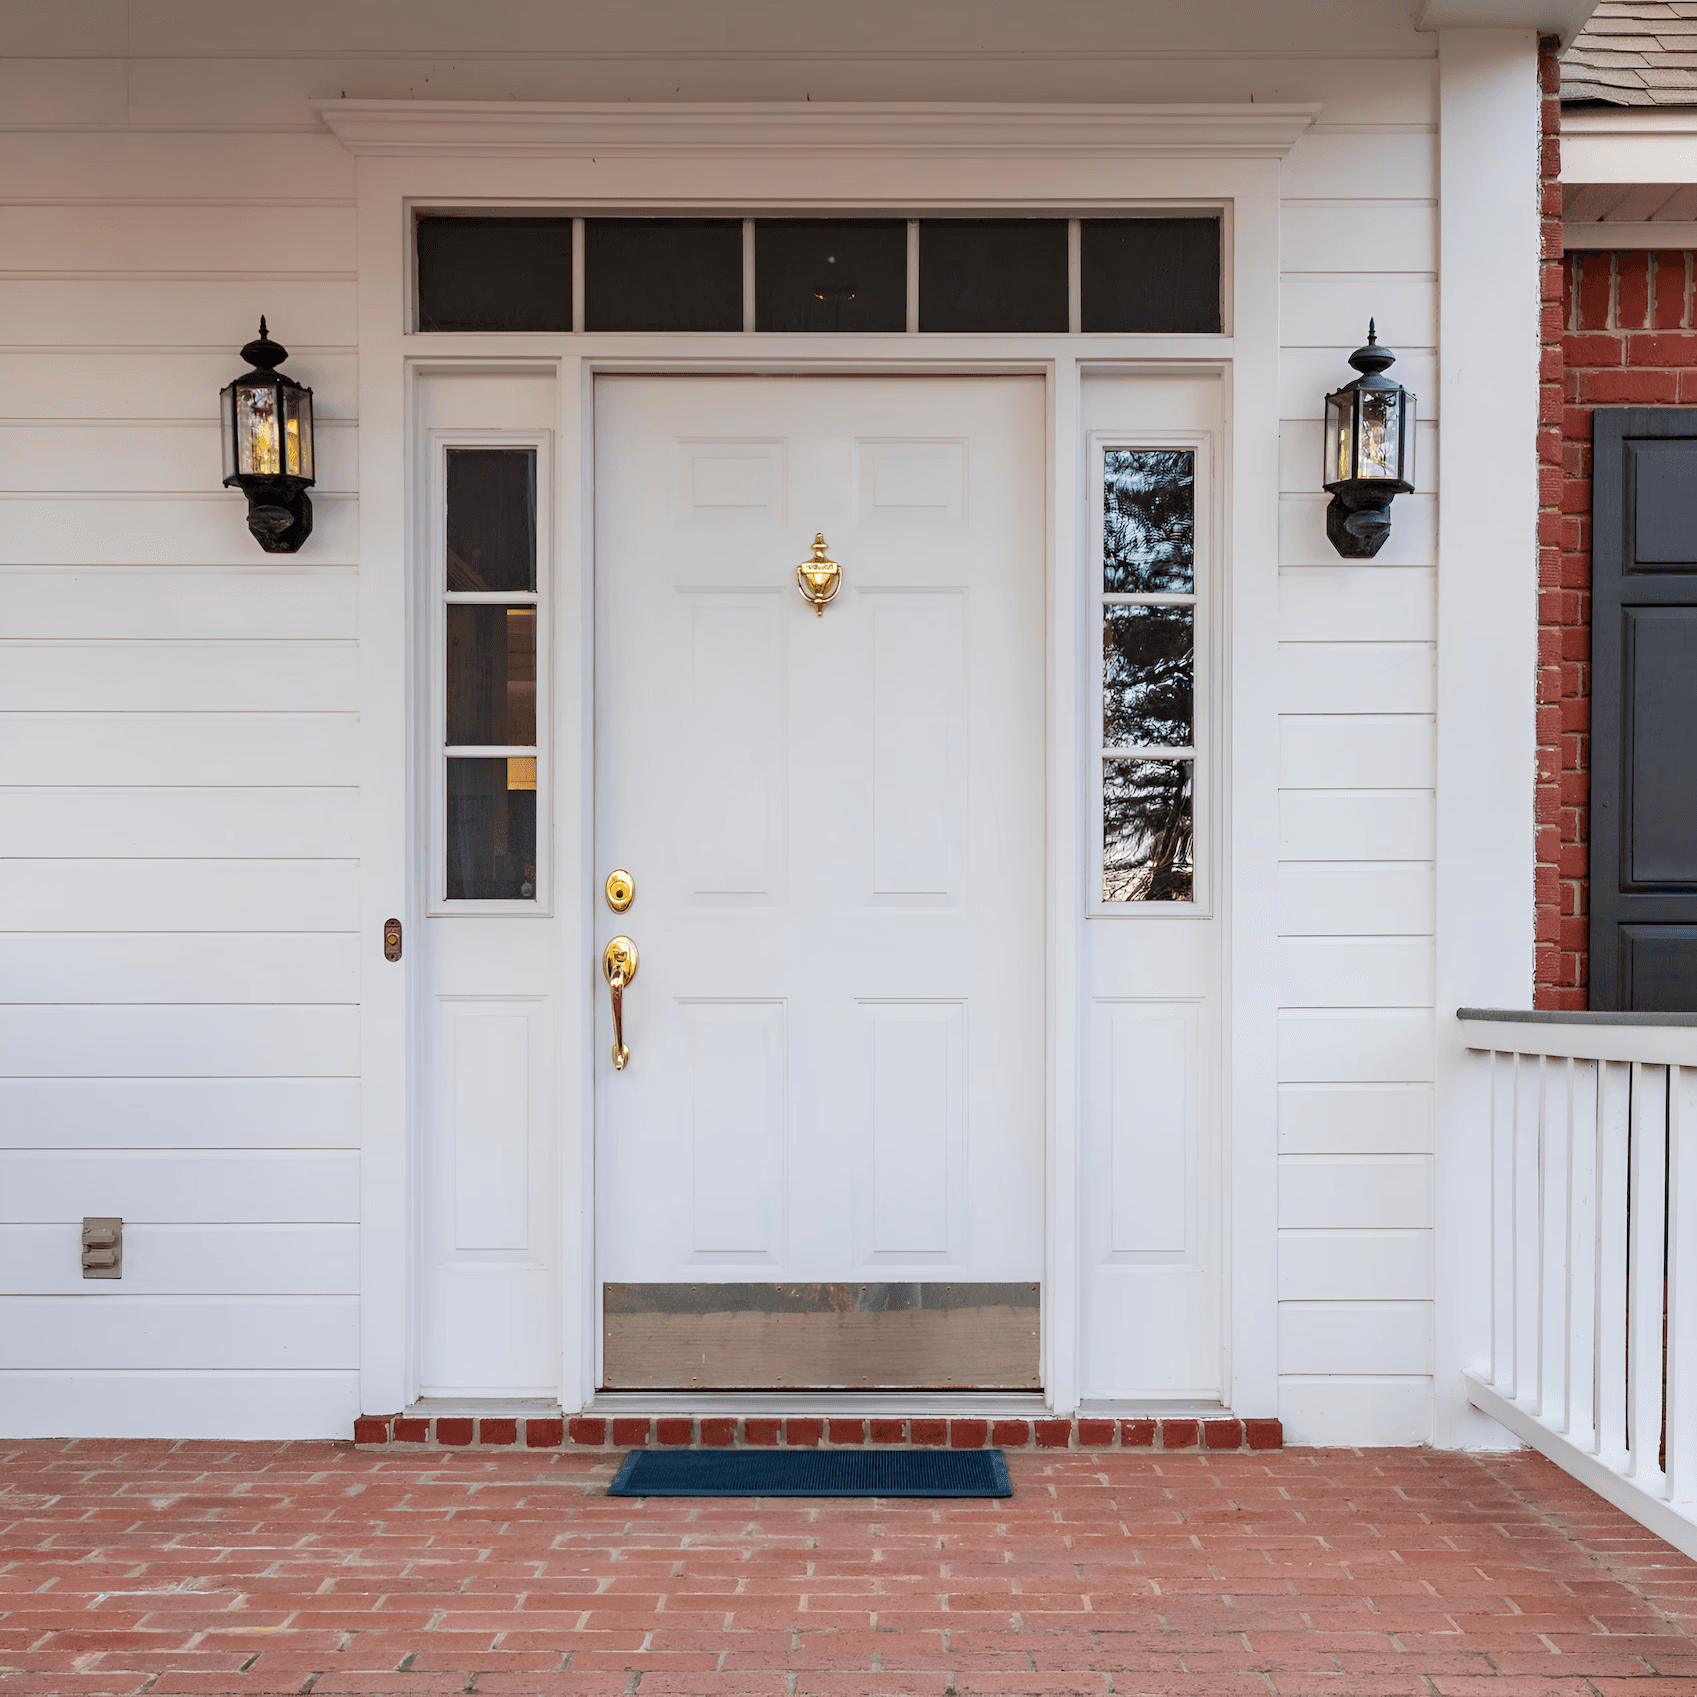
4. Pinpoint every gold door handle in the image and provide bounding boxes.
[603,935,639,1071]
